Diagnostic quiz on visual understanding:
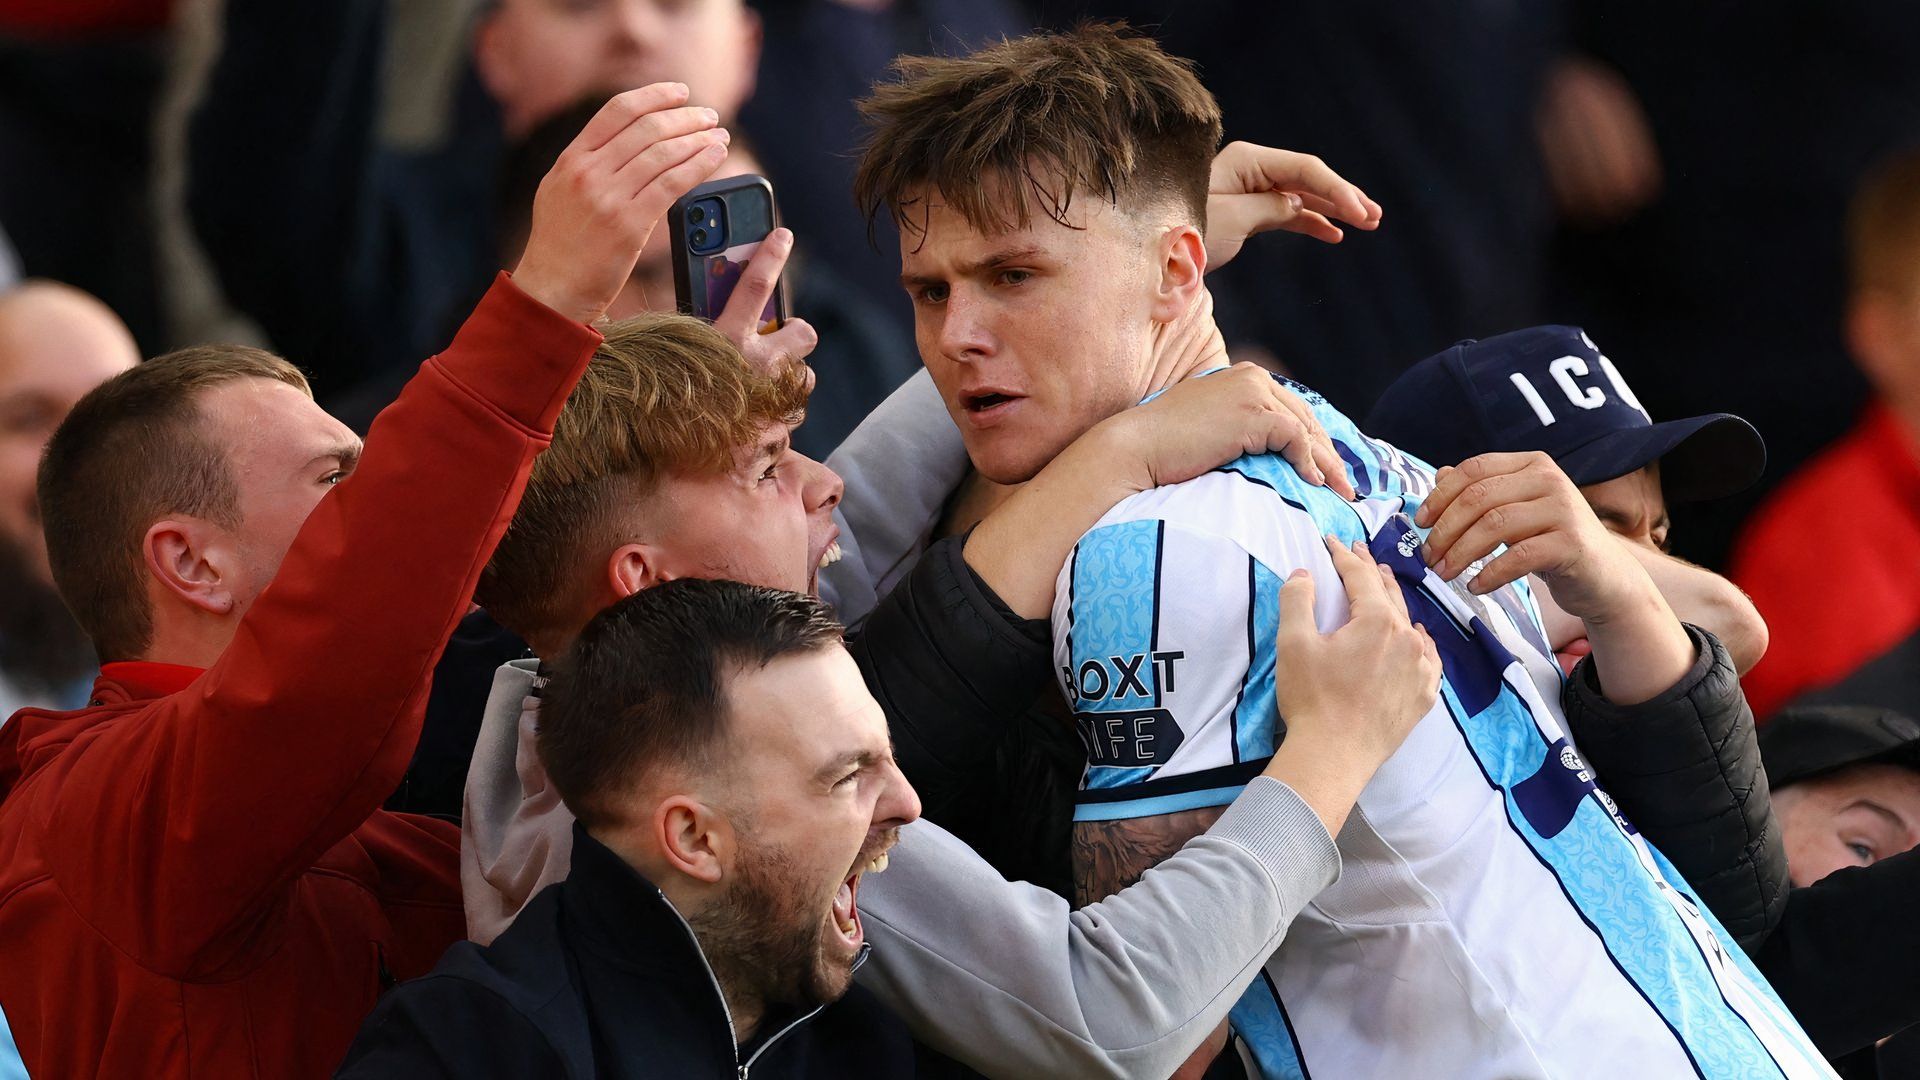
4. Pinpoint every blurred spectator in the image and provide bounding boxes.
[333,96,917,455]
[1733,150,1920,719]
[1040,1,1566,415]
[1364,325,1770,674]
[739,0,1029,338]
[188,0,761,407]
[1549,3,1920,570]
[0,282,139,714]
[0,228,18,290]
[0,8,173,350]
